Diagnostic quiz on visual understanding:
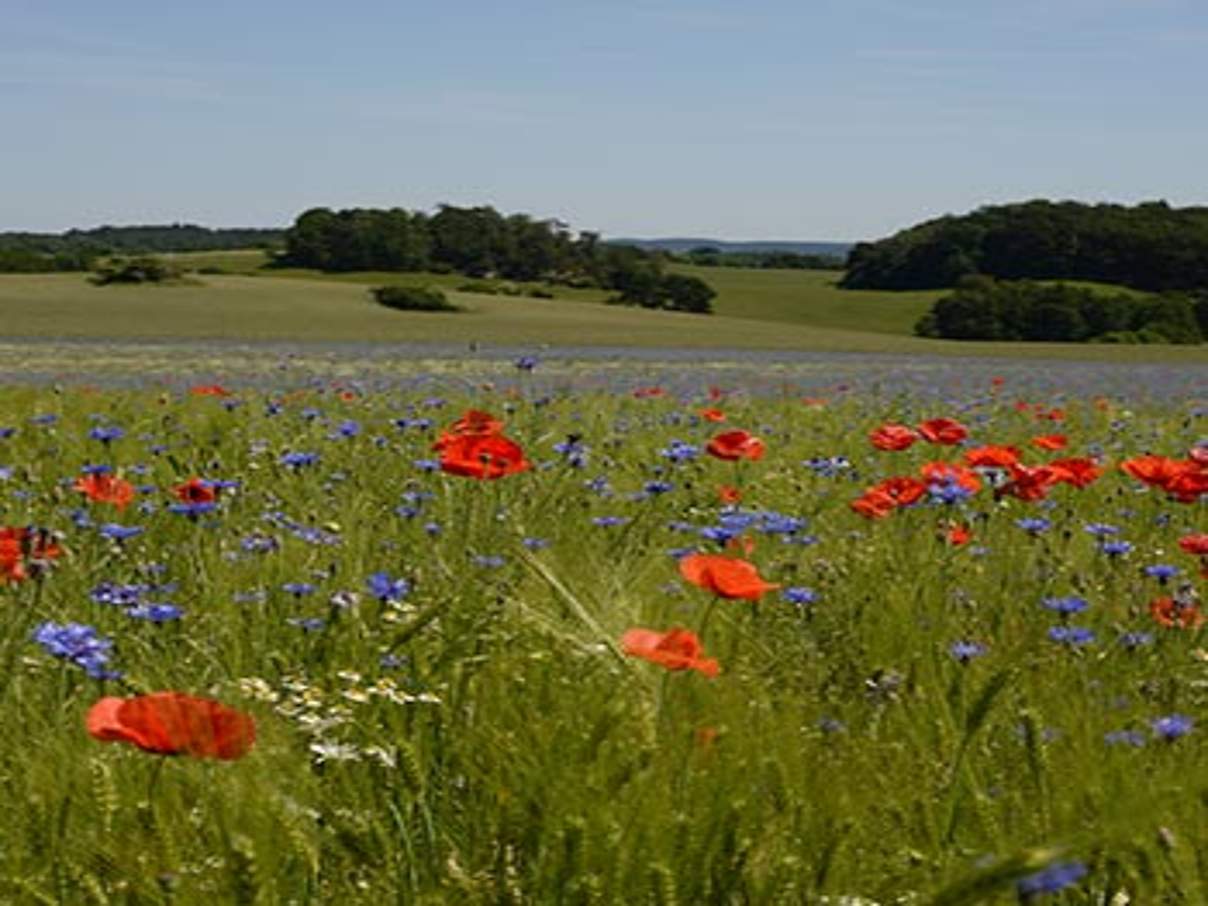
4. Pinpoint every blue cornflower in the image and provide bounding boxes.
[29,414,58,426]
[0,466,11,481]
[366,572,410,603]
[168,501,217,519]
[473,555,506,569]
[522,537,550,550]
[801,456,851,477]
[949,640,987,663]
[395,505,421,519]
[90,582,149,606]
[1152,714,1194,742]
[1015,517,1051,535]
[1041,595,1089,615]
[126,603,184,623]
[928,478,974,505]
[0,427,14,438]
[659,440,700,463]
[782,586,819,607]
[1104,729,1146,747]
[514,355,539,371]
[422,397,446,409]
[592,516,629,527]
[241,534,279,554]
[423,522,441,536]
[699,525,739,544]
[584,476,612,496]
[31,621,119,679]
[413,459,441,472]
[1083,522,1120,537]
[98,523,143,541]
[1099,540,1133,557]
[1119,631,1154,649]
[79,463,112,475]
[336,420,361,438]
[817,717,846,735]
[280,451,319,469]
[282,582,317,597]
[1144,564,1180,581]
[88,426,125,444]
[1017,861,1087,897]
[667,546,698,559]
[643,480,674,495]
[1048,626,1095,646]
